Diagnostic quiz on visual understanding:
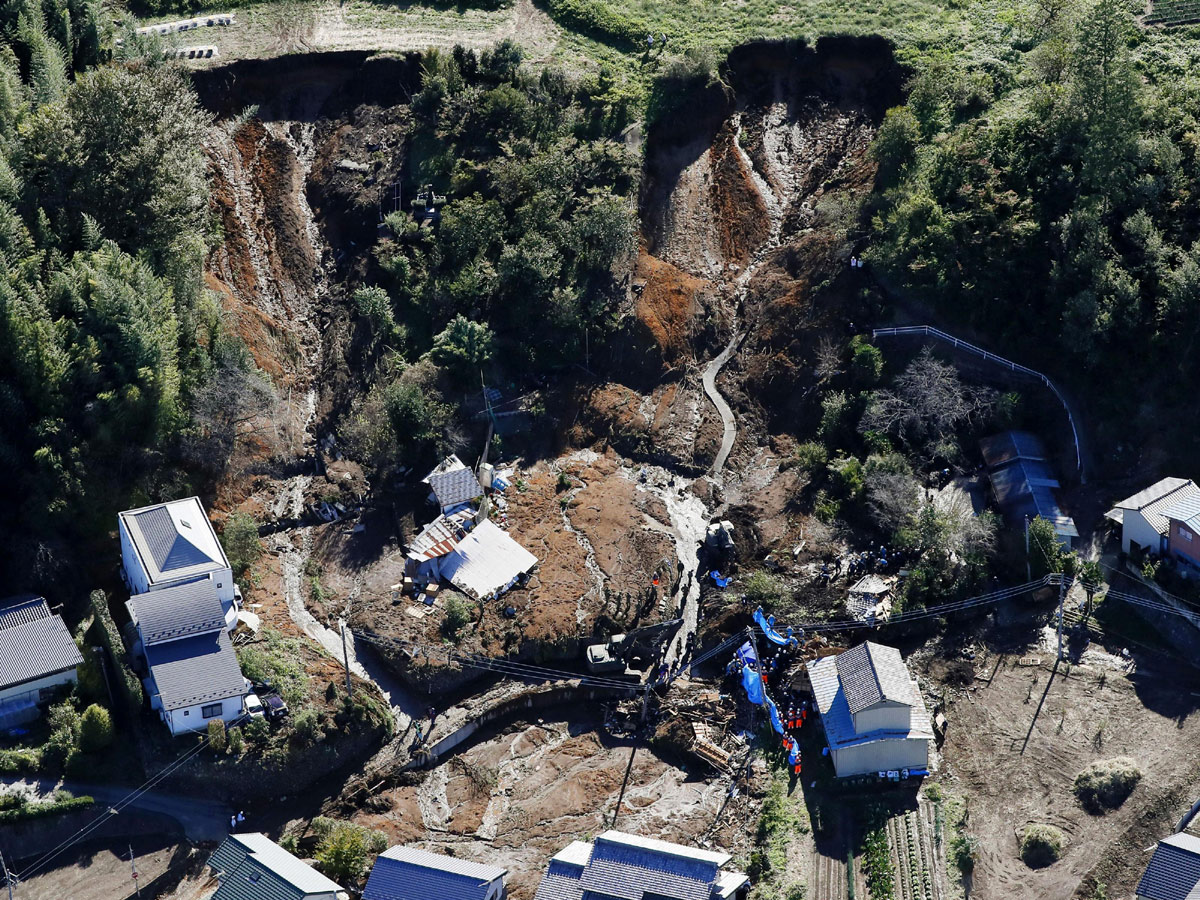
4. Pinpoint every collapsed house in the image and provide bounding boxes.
[846,574,893,624]
[405,457,538,602]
